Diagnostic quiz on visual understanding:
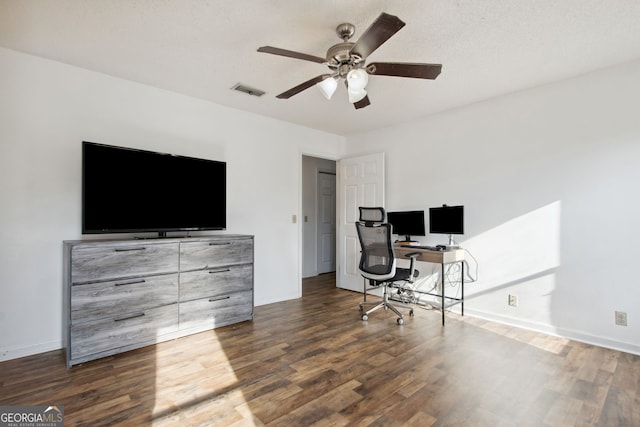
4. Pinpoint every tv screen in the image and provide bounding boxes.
[429,205,464,235]
[82,141,226,235]
[387,210,426,241]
